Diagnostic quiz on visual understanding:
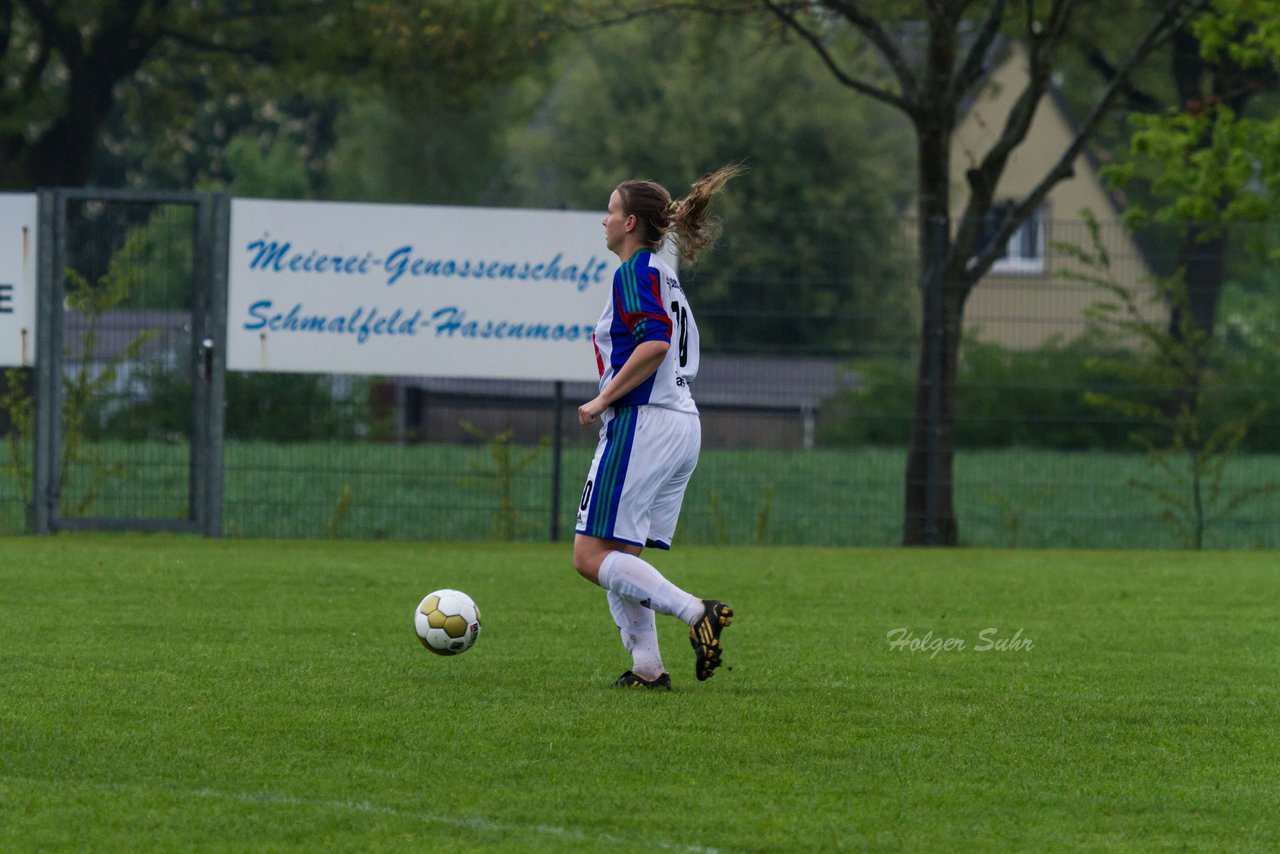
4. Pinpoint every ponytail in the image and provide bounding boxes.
[614,162,746,263]
[667,163,746,263]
